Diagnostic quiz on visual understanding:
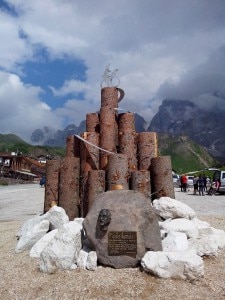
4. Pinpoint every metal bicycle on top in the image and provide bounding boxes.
[101,64,120,88]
